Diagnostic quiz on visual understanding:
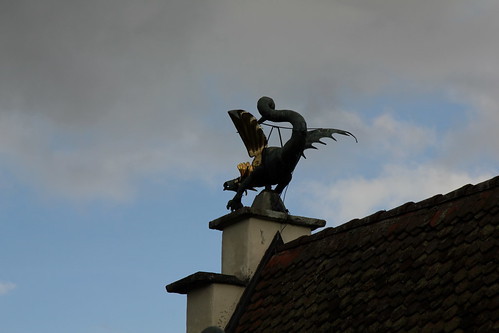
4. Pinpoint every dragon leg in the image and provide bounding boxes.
[274,172,292,194]
[226,167,263,211]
